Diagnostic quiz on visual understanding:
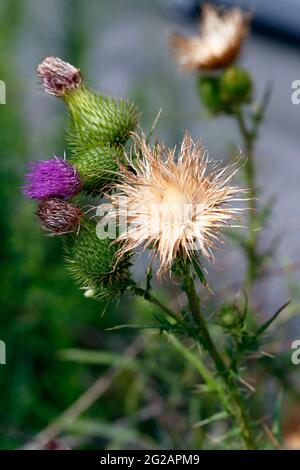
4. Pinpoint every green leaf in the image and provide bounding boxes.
[256,301,290,337]
[146,265,153,291]
[106,323,161,331]
[194,411,228,428]
[191,257,208,287]
[272,391,284,443]
[67,418,158,449]
[58,348,138,369]
[165,333,219,394]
